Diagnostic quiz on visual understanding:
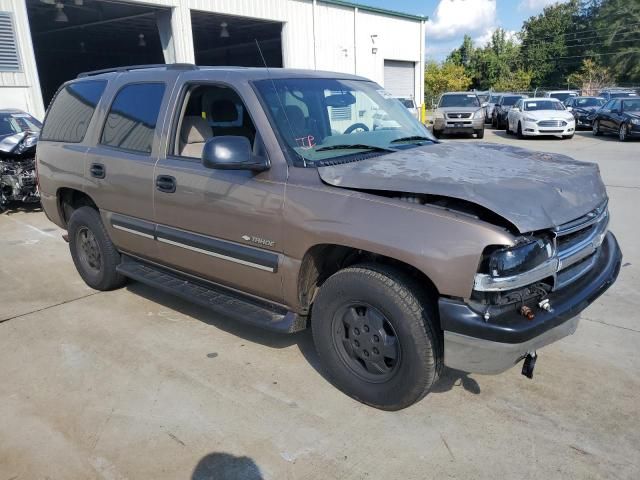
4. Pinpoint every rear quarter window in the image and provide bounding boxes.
[40,80,106,143]
[100,82,165,154]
